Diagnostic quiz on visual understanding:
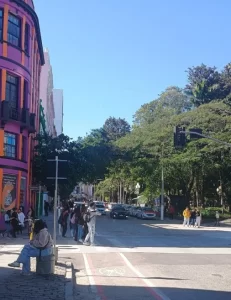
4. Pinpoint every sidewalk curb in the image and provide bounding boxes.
[65,261,74,300]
